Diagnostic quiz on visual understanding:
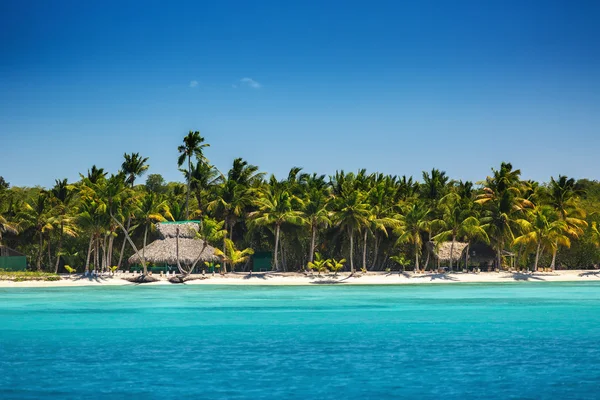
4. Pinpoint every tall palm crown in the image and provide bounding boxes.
[476,162,532,269]
[122,152,150,188]
[177,131,210,219]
